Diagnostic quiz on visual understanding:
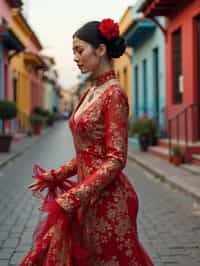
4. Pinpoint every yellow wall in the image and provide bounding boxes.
[11,10,31,47]
[119,6,133,35]
[10,11,32,129]
[114,6,133,116]
[11,54,30,129]
[113,48,132,115]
